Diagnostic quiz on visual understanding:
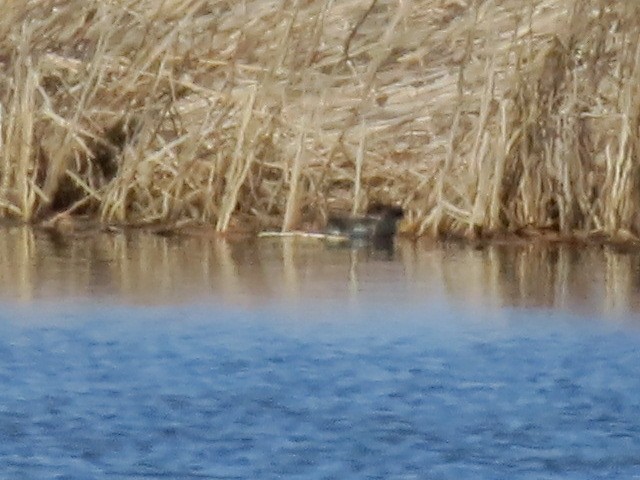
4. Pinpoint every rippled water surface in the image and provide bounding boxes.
[1,228,640,479]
